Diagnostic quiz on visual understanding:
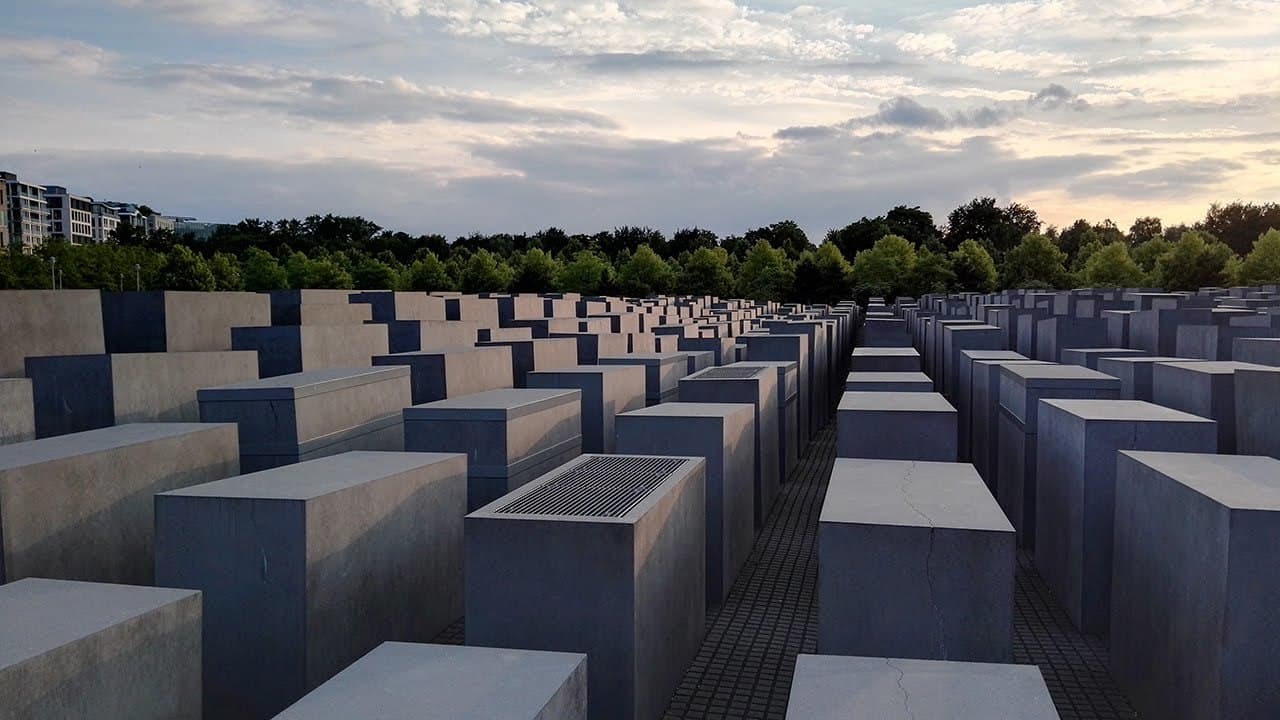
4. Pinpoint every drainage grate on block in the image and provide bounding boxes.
[495,455,688,517]
[698,366,765,380]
